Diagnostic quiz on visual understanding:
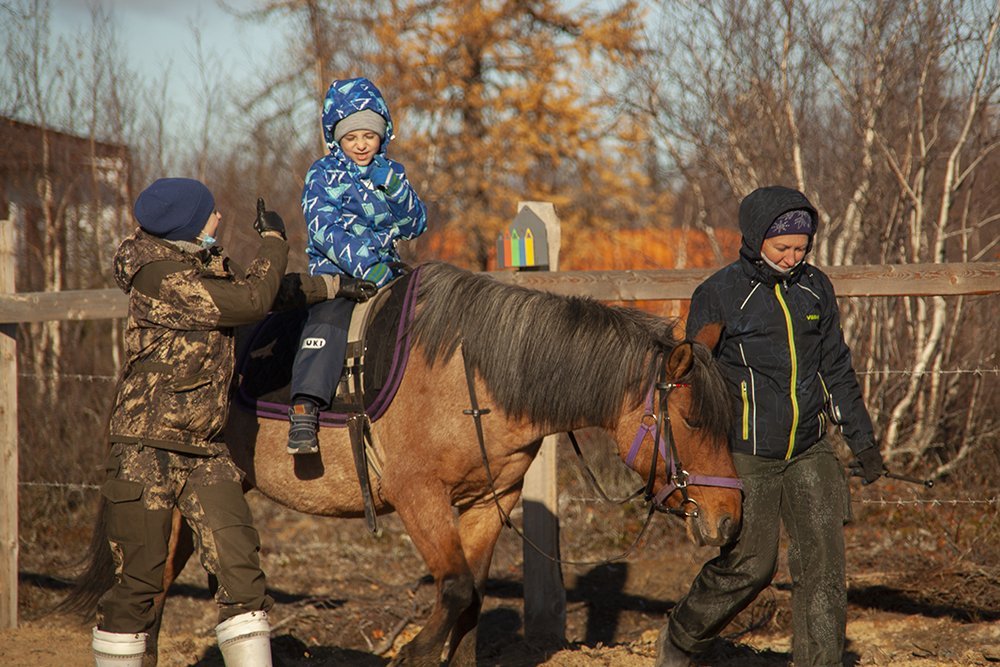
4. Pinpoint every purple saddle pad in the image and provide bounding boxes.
[234,268,420,427]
